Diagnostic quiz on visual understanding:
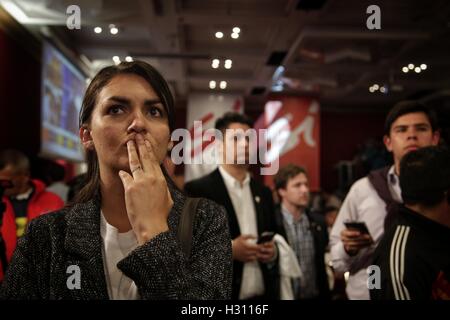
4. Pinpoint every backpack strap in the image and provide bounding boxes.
[177,197,201,258]
[367,166,401,230]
